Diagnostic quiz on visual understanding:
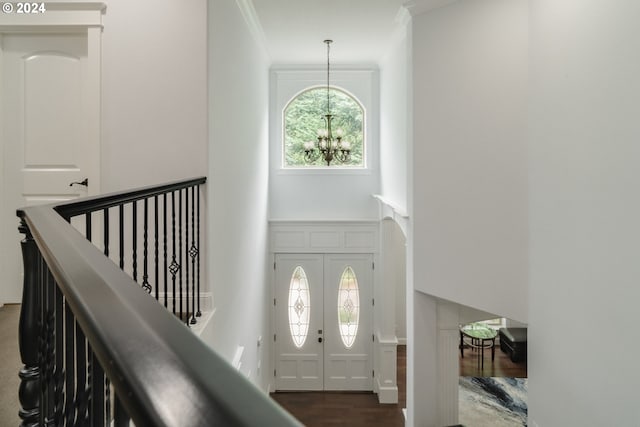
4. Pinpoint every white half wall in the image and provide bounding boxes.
[528,1,640,425]
[206,0,272,391]
[411,0,528,322]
